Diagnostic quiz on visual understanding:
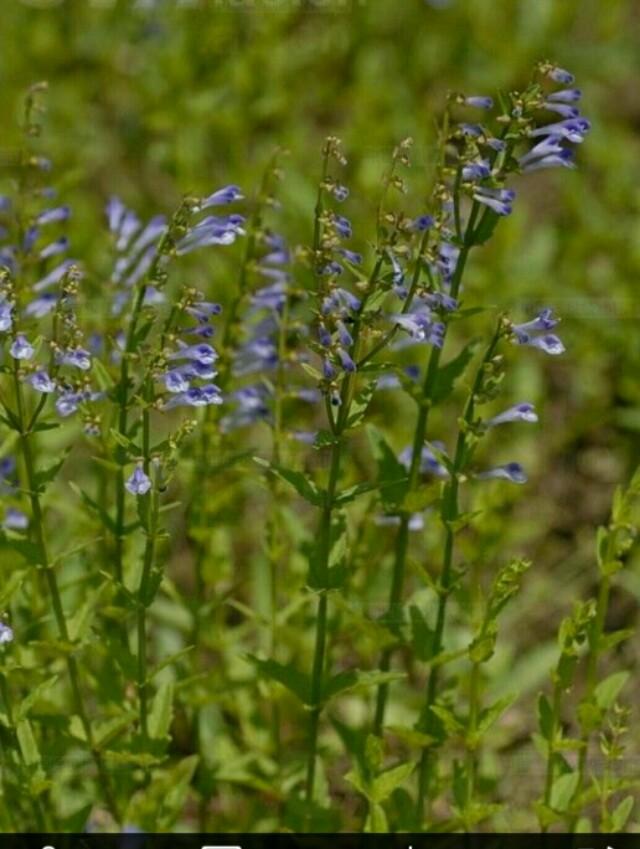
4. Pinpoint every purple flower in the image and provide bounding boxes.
[547,66,575,85]
[9,335,34,360]
[547,89,581,103]
[125,466,152,496]
[57,347,92,371]
[376,513,425,531]
[462,159,491,181]
[543,102,580,119]
[25,293,57,318]
[176,214,245,255]
[33,260,75,293]
[516,333,566,355]
[477,462,528,484]
[485,403,538,427]
[200,185,244,208]
[513,308,559,335]
[233,337,278,376]
[337,349,356,373]
[336,320,353,347]
[0,621,13,645]
[338,248,363,266]
[106,197,126,234]
[334,215,352,239]
[410,215,434,232]
[323,359,337,379]
[220,385,270,431]
[36,205,71,226]
[332,184,349,202]
[115,210,141,252]
[464,96,494,109]
[290,430,318,445]
[0,457,16,479]
[127,216,167,258]
[0,298,13,331]
[521,149,575,173]
[251,282,287,312]
[399,443,449,478]
[322,261,344,277]
[389,303,444,347]
[168,343,218,365]
[185,301,222,322]
[3,508,28,530]
[39,237,69,260]
[162,384,223,410]
[424,292,458,312]
[28,371,56,394]
[162,369,191,393]
[55,391,83,417]
[459,123,483,138]
[472,187,514,216]
[530,117,590,143]
[337,288,361,312]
